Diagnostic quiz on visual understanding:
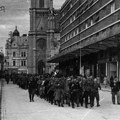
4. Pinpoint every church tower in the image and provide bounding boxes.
[28,0,53,74]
